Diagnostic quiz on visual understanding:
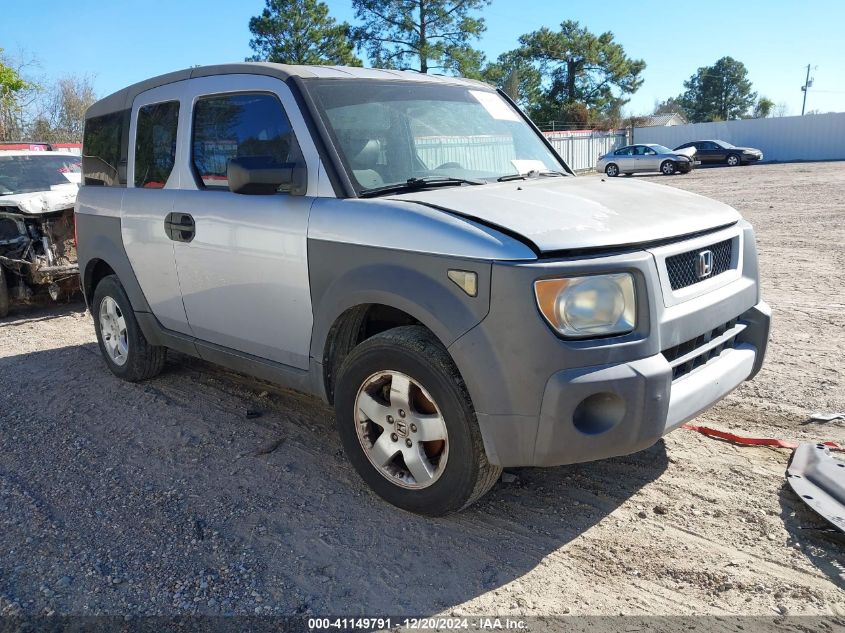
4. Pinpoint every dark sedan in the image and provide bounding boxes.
[673,139,763,166]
